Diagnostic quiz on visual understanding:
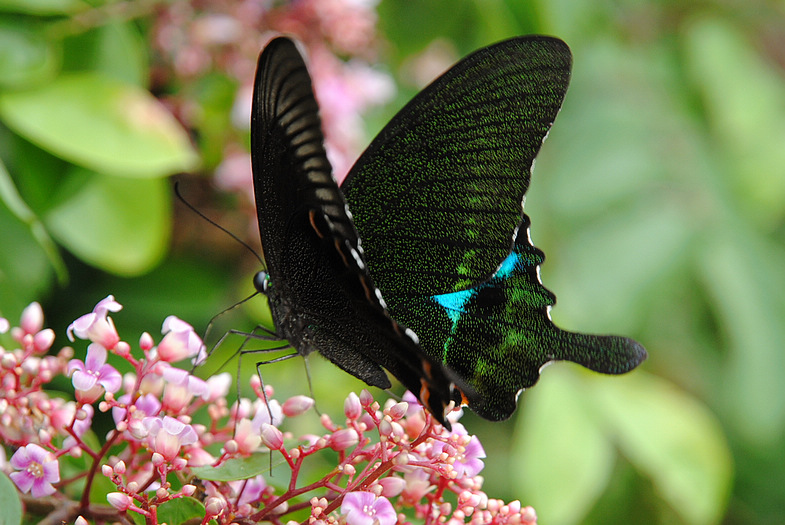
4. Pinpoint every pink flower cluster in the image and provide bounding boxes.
[151,0,394,186]
[0,298,537,524]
